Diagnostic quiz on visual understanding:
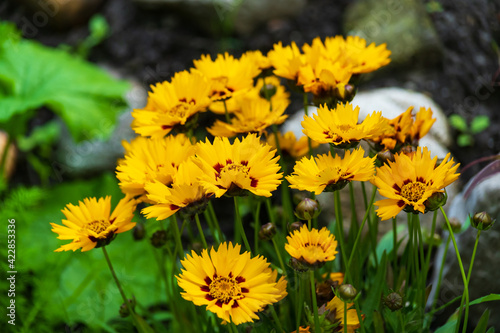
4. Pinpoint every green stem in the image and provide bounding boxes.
[398,310,405,333]
[270,304,284,333]
[392,217,398,289]
[229,322,238,333]
[296,272,303,333]
[430,235,451,312]
[428,295,461,317]
[354,299,366,333]
[272,237,287,275]
[102,247,143,332]
[172,214,184,258]
[208,201,224,242]
[334,191,348,275]
[195,214,208,249]
[344,299,348,333]
[203,208,220,246]
[266,198,276,224]
[234,196,251,252]
[440,207,469,333]
[253,200,262,253]
[309,270,321,333]
[424,211,439,280]
[223,100,231,123]
[415,215,426,308]
[303,93,313,158]
[272,124,294,226]
[459,230,481,333]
